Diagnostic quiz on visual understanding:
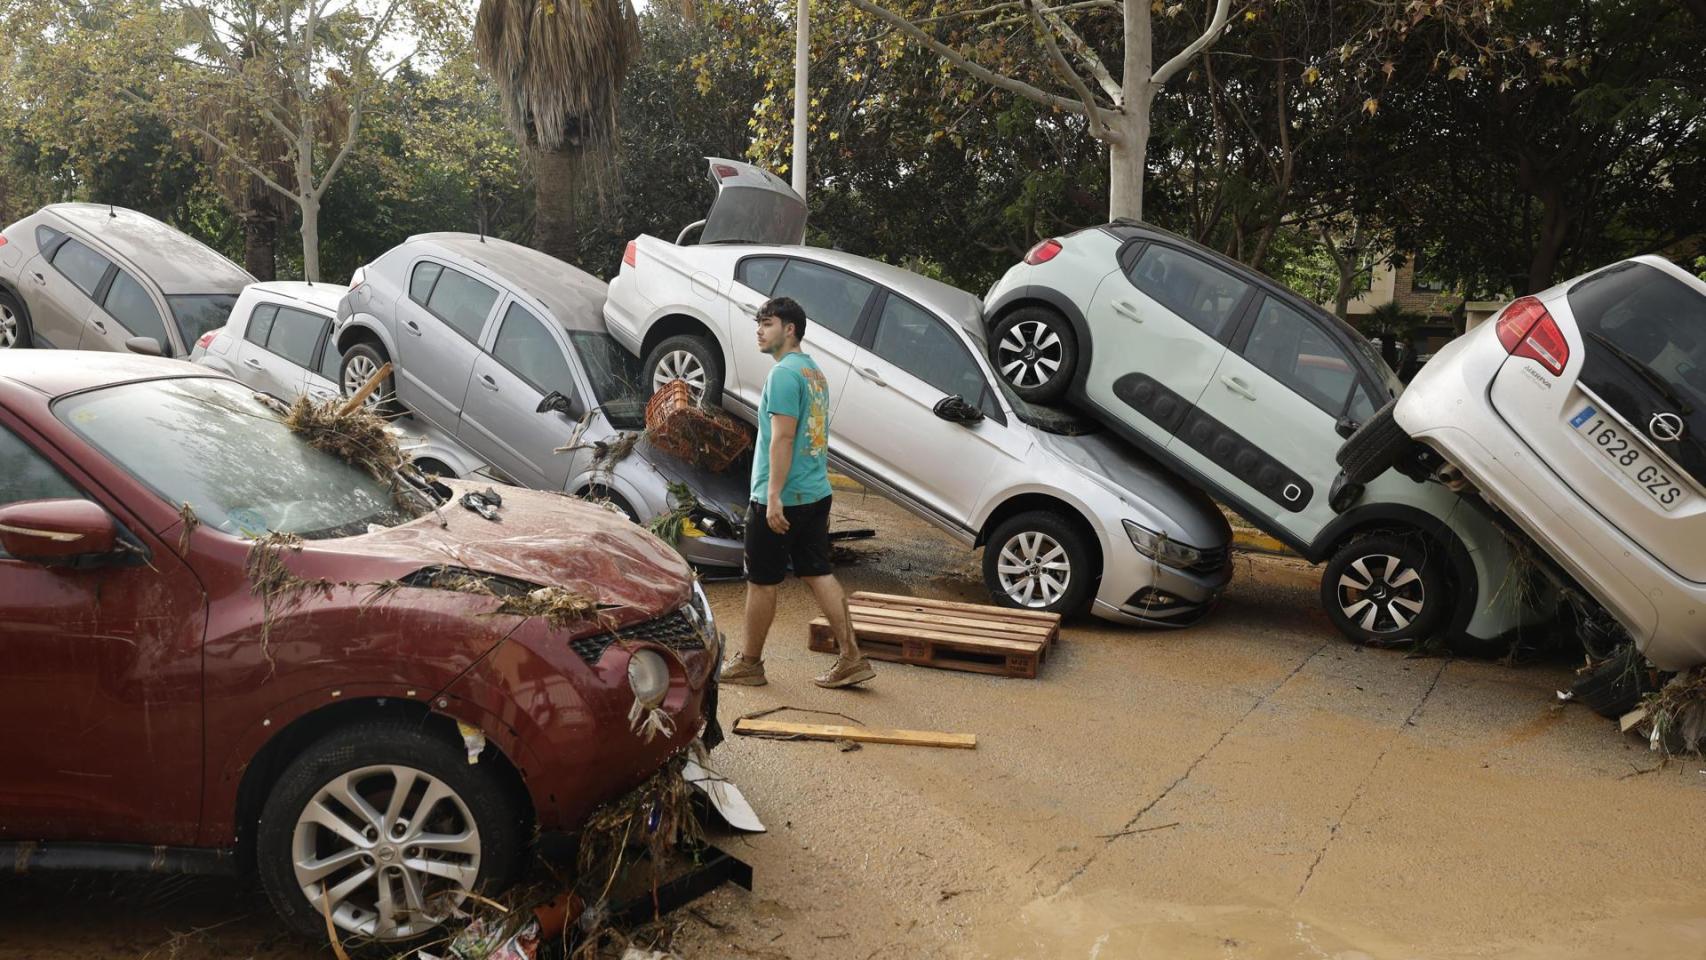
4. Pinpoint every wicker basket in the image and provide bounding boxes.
[644,380,753,472]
